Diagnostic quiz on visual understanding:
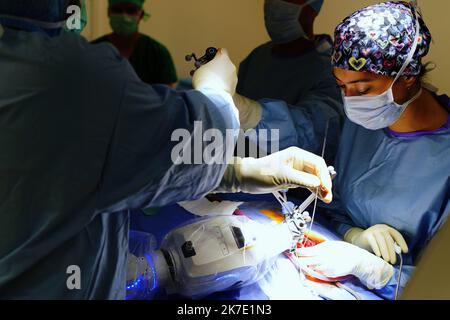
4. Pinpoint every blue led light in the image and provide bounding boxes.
[126,277,144,290]
[126,254,159,300]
